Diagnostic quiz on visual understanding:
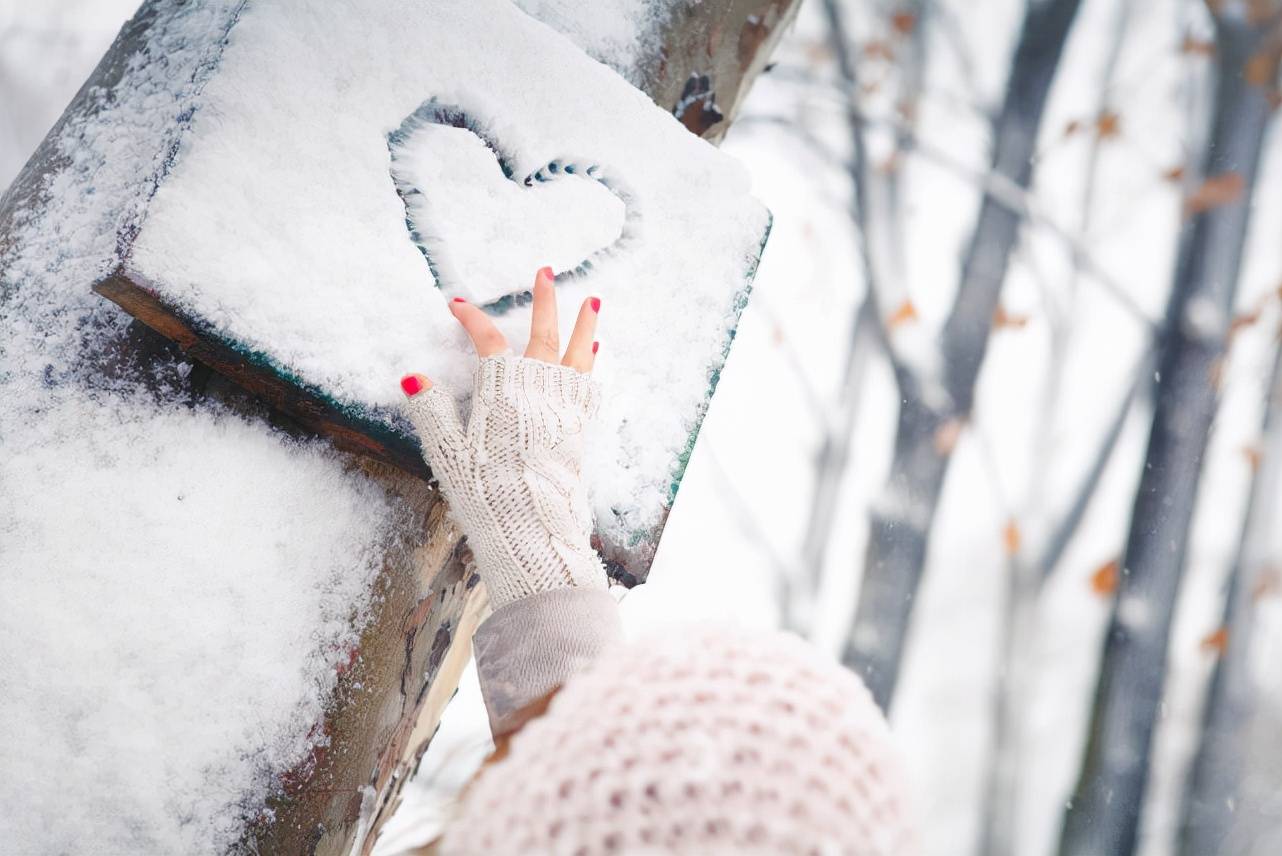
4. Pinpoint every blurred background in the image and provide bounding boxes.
[6,1,1282,854]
